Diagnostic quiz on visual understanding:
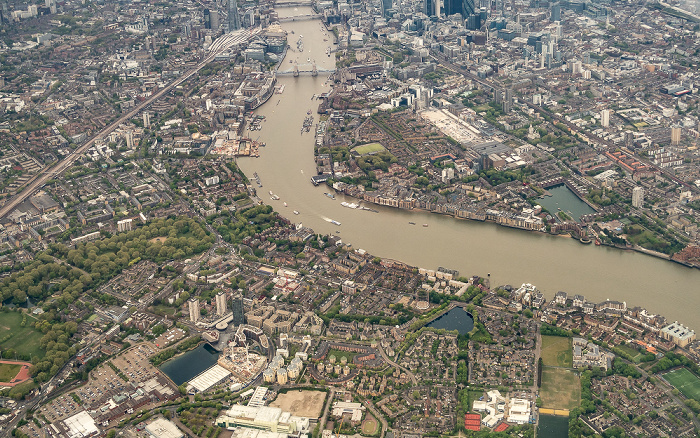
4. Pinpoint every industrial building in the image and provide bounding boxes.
[216,405,310,433]
[186,364,232,394]
[50,410,99,438]
[145,418,185,438]
[331,401,365,422]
